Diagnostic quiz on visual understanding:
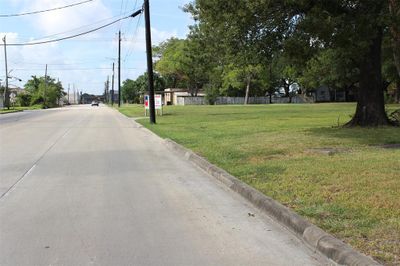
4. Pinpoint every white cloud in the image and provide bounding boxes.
[25,0,112,36]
